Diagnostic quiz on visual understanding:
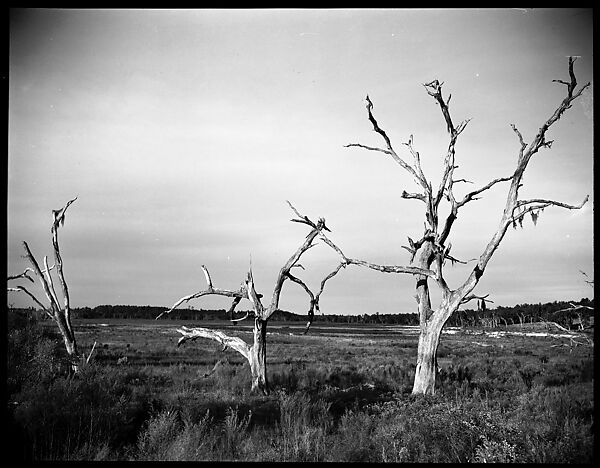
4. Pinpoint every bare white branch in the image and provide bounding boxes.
[554,302,594,314]
[515,195,589,211]
[86,341,97,364]
[230,309,250,322]
[175,326,252,361]
[157,286,245,320]
[7,286,54,319]
[43,255,61,311]
[201,265,213,289]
